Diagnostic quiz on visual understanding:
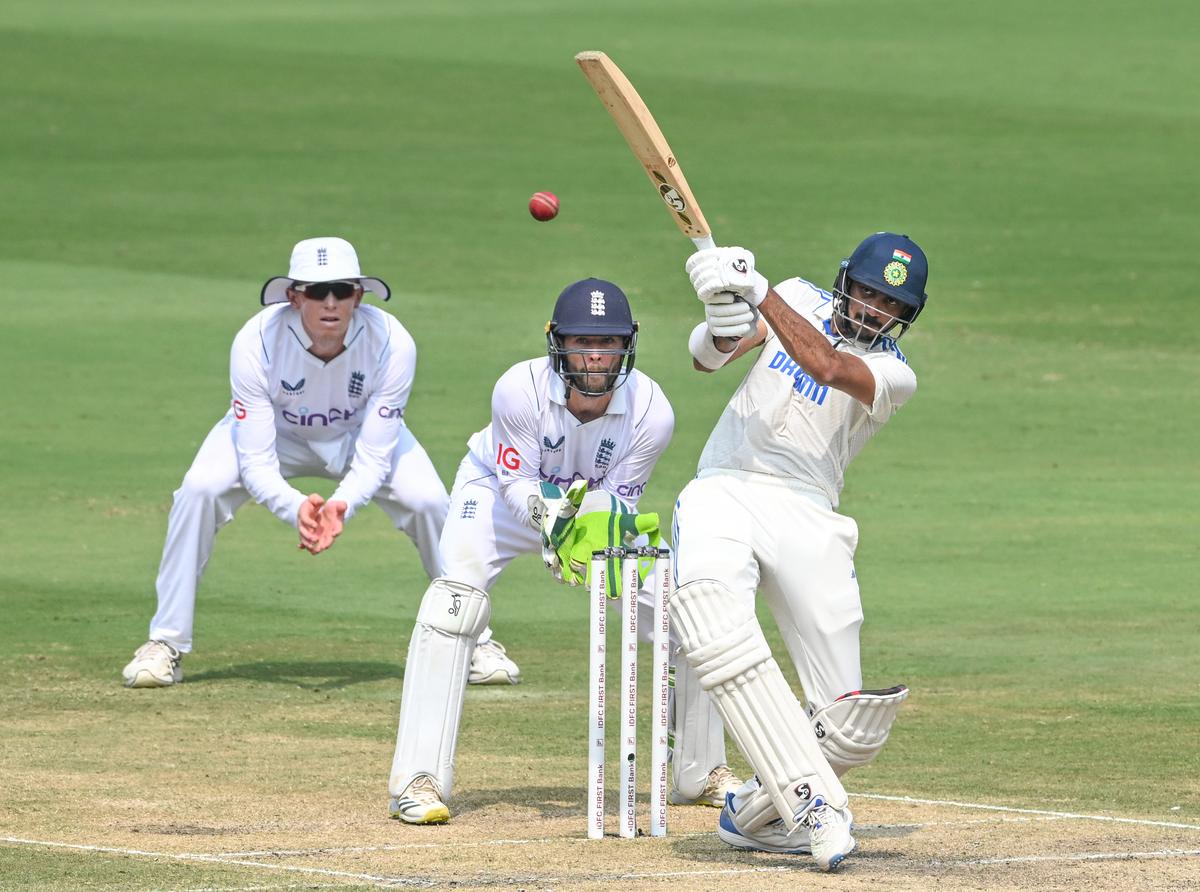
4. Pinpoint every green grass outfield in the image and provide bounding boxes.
[1,1,1197,888]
